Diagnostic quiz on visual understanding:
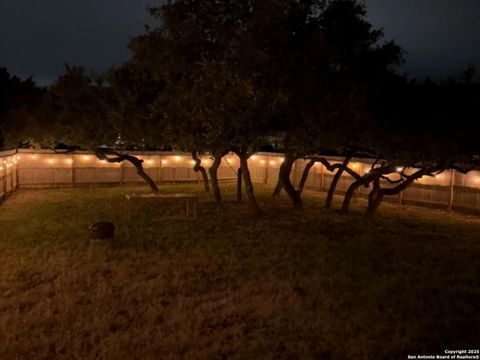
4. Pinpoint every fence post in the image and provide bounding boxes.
[120,161,125,185]
[448,169,456,211]
[264,155,269,184]
[320,163,325,192]
[14,154,18,190]
[71,154,76,187]
[9,164,13,194]
[2,169,6,196]
[158,154,163,185]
